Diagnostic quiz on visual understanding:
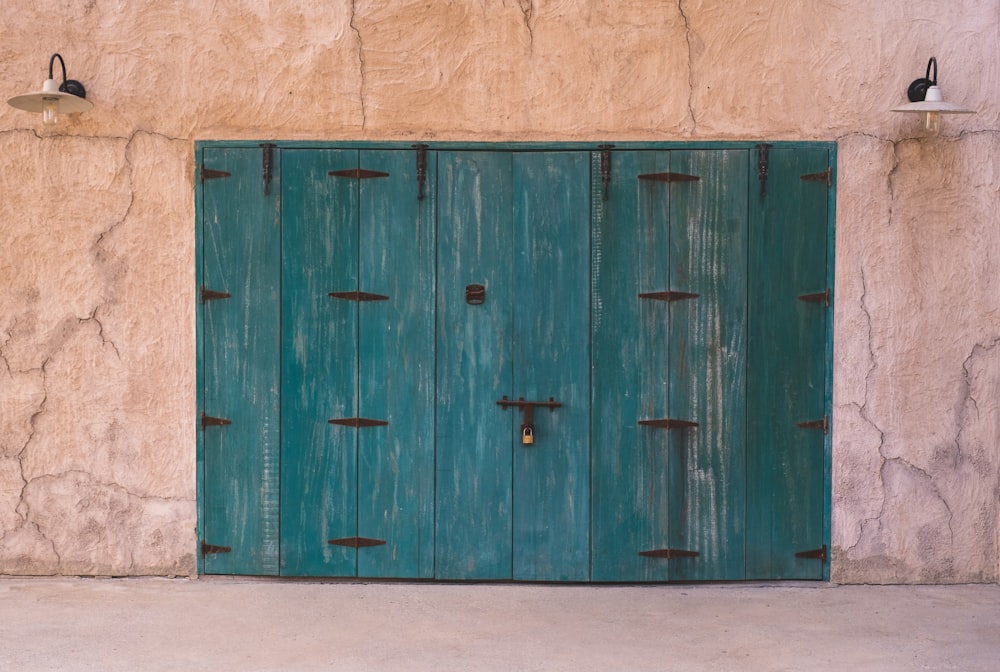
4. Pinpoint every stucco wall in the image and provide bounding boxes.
[1,1,997,582]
